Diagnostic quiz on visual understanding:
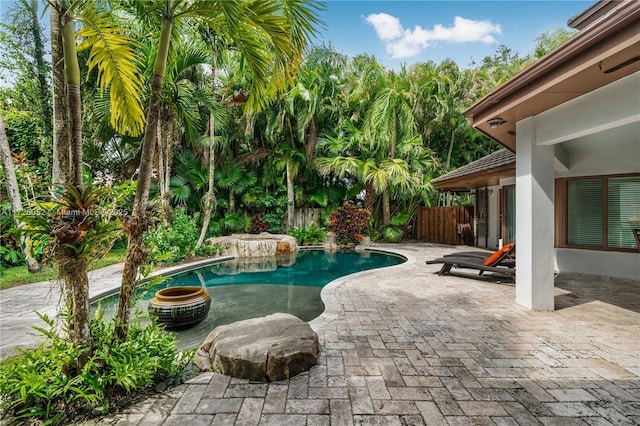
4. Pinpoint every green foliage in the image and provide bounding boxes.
[381,226,403,243]
[380,213,411,243]
[328,202,371,246]
[144,207,198,264]
[0,206,25,271]
[389,212,411,227]
[209,213,248,236]
[0,311,192,424]
[194,244,223,258]
[1,109,49,166]
[18,185,123,265]
[246,189,288,233]
[287,222,327,246]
